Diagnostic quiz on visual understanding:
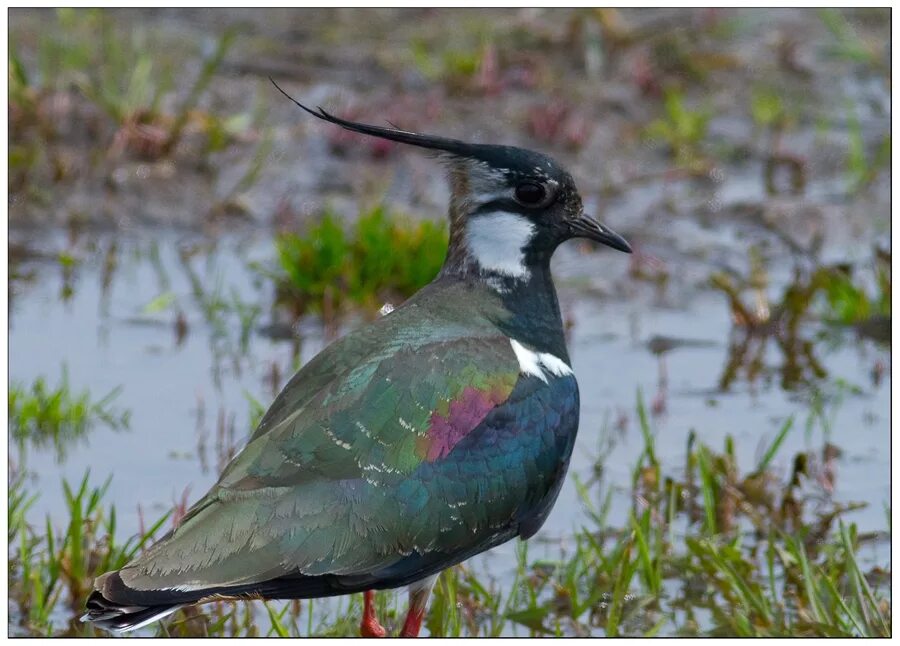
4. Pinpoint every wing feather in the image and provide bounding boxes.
[114,301,578,598]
